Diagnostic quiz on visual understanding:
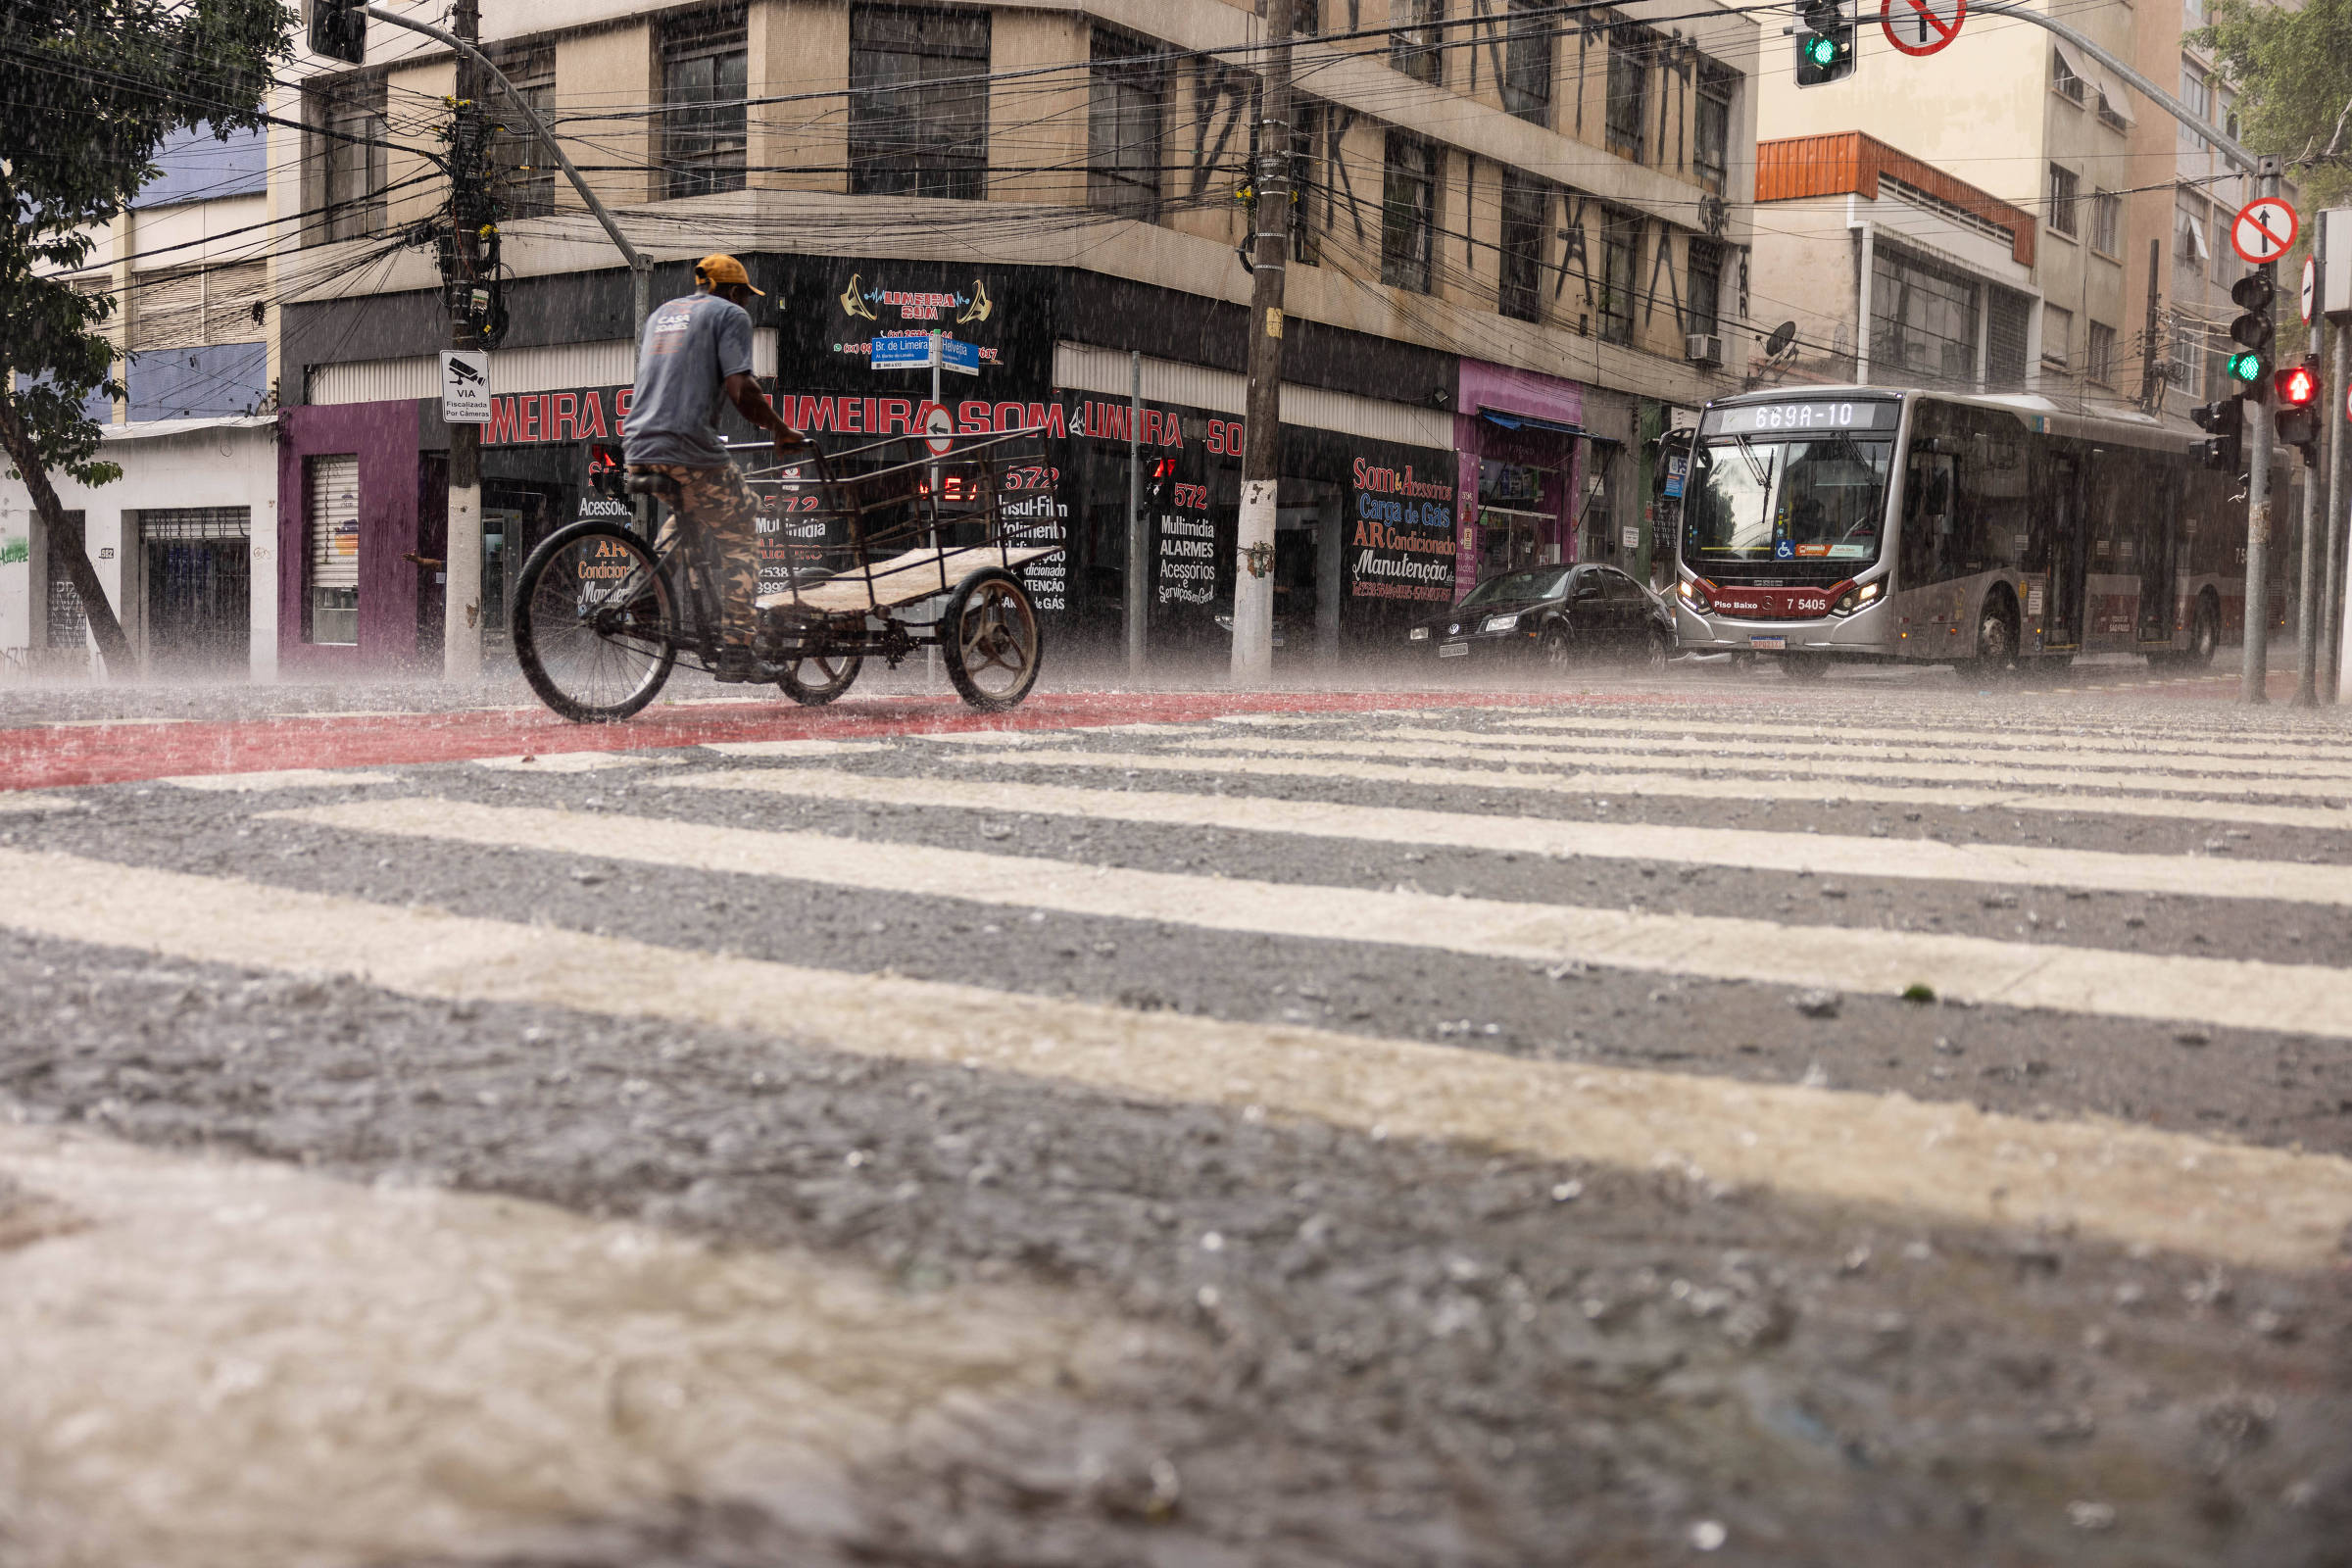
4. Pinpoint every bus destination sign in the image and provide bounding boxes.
[1709,400,1899,434]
